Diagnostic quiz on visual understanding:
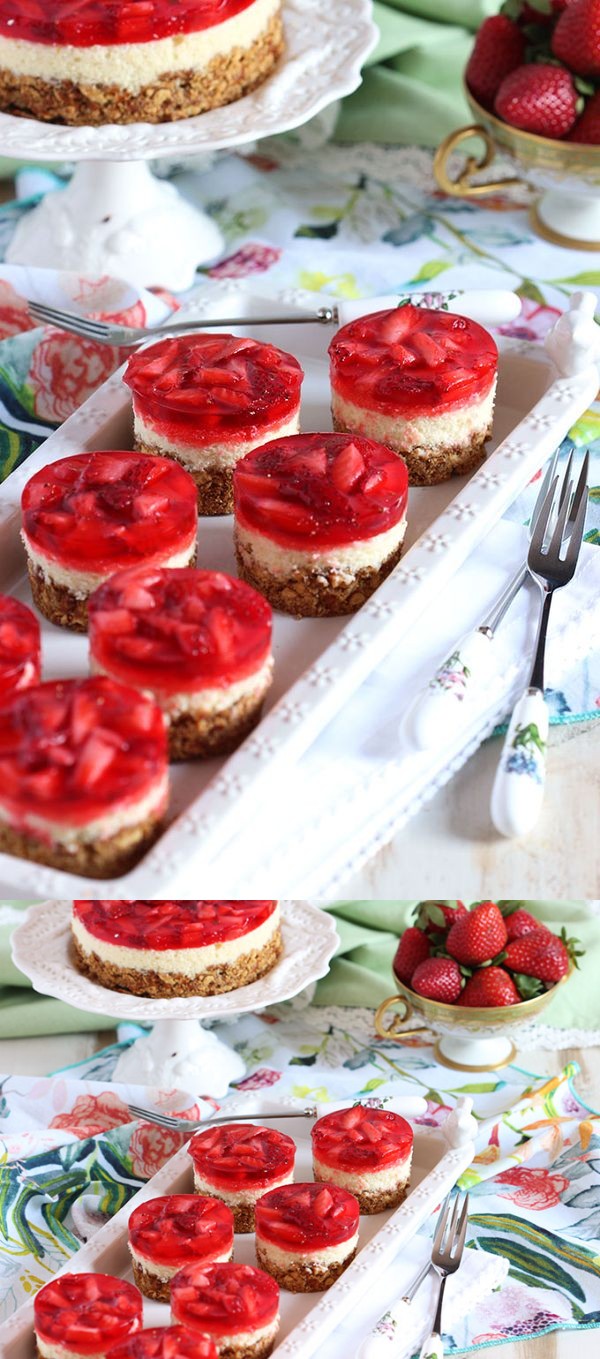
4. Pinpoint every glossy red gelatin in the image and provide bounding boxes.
[171,1262,279,1339]
[124,334,303,442]
[72,900,278,949]
[33,1272,142,1356]
[329,306,498,418]
[0,677,167,829]
[0,595,41,698]
[255,1182,360,1253]
[109,1328,218,1359]
[312,1105,413,1172]
[0,0,257,47]
[189,1124,296,1190]
[89,567,272,696]
[129,1195,234,1266]
[21,450,198,573]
